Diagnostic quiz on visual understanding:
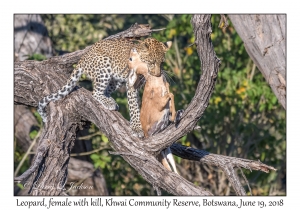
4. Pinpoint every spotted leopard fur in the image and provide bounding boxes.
[38,37,171,137]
